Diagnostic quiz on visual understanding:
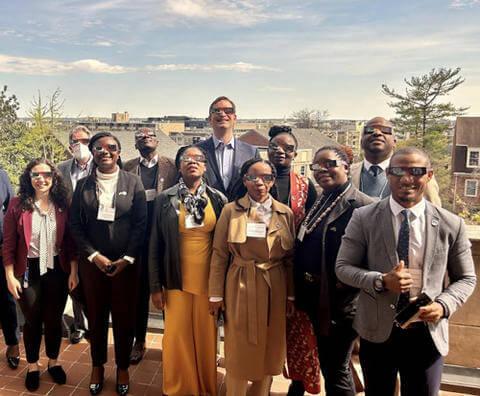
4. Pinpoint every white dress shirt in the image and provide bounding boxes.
[363,157,390,174]
[212,135,235,190]
[139,154,158,168]
[389,196,426,297]
[70,156,93,191]
[249,196,273,226]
